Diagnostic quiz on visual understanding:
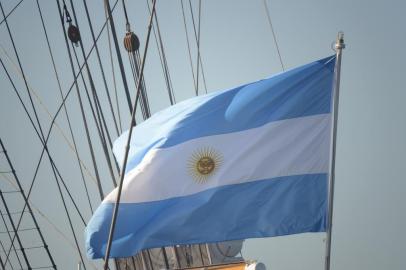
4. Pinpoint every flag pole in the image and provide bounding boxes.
[324,31,345,270]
